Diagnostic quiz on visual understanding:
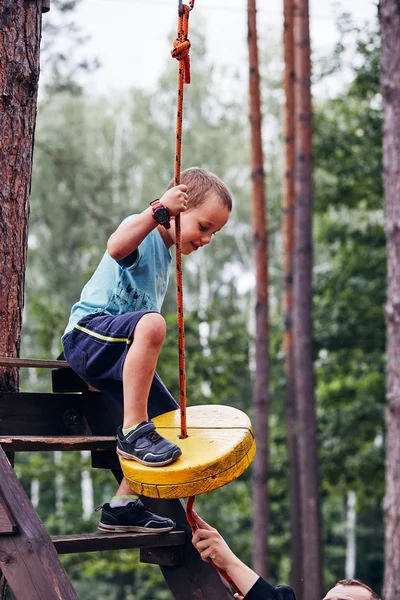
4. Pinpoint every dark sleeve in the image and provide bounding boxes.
[117,249,138,268]
[244,577,296,600]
